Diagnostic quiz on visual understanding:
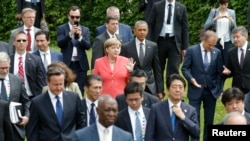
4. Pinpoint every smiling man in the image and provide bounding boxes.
[74,95,133,141]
